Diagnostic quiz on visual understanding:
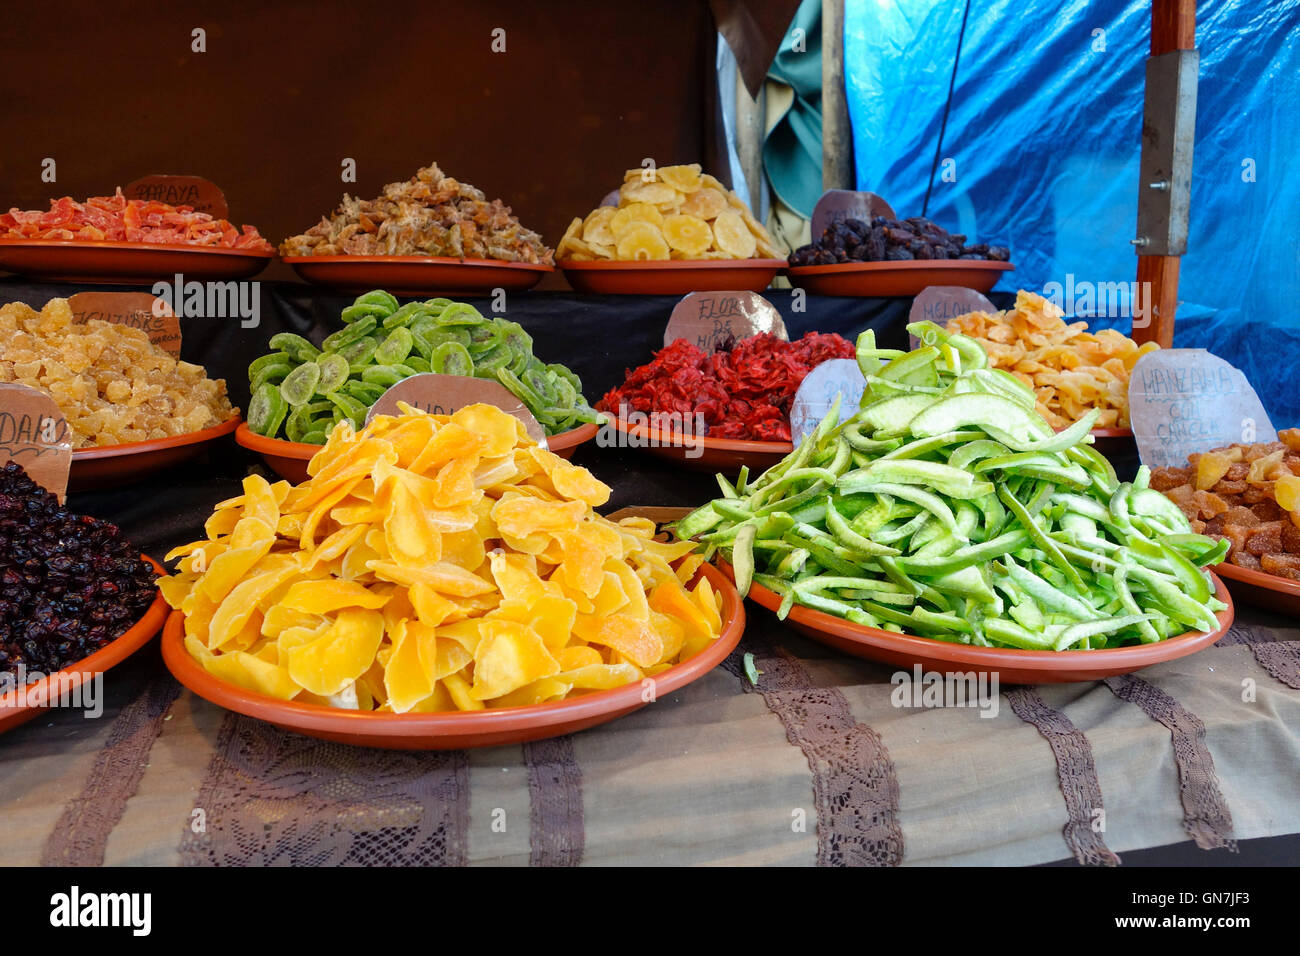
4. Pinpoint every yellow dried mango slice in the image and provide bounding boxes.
[491,595,577,652]
[573,613,662,668]
[205,649,302,700]
[492,495,587,539]
[493,677,573,709]
[384,621,434,714]
[367,560,496,596]
[384,480,442,565]
[286,607,385,697]
[648,611,686,663]
[280,579,389,614]
[470,620,560,700]
[557,645,602,670]
[450,403,519,459]
[560,661,643,690]
[442,672,484,711]
[262,604,324,637]
[207,557,301,650]
[408,582,459,628]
